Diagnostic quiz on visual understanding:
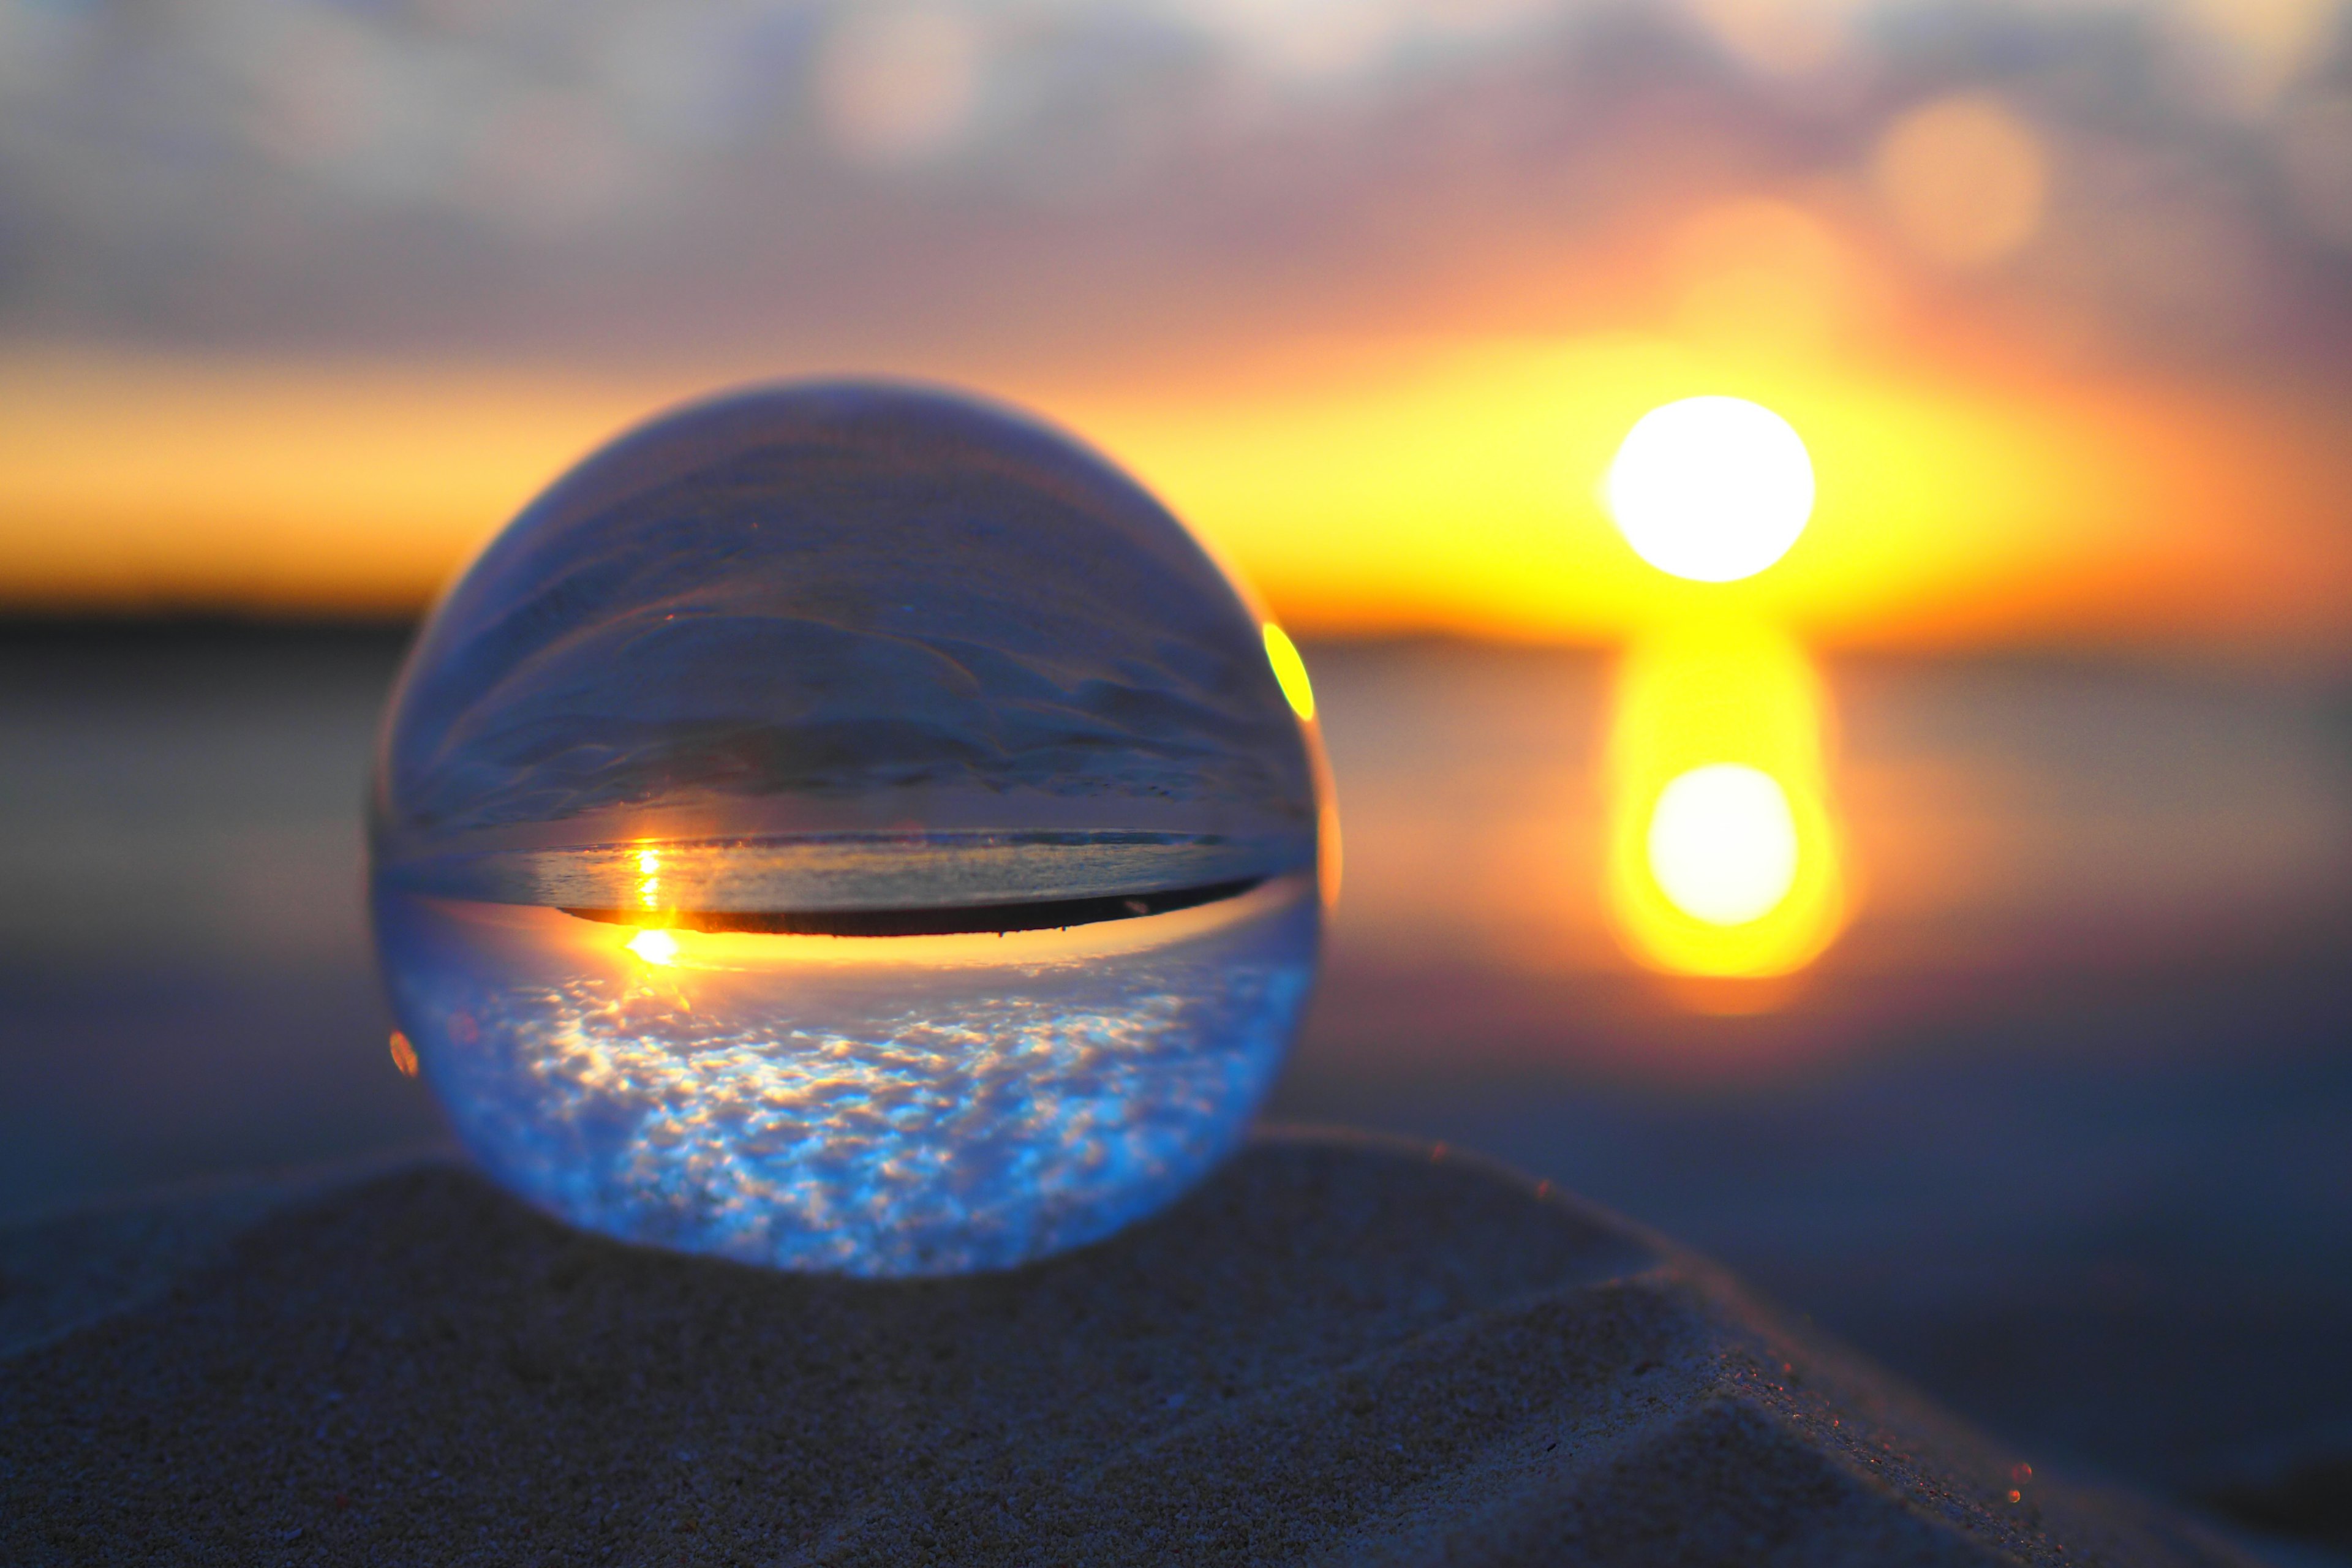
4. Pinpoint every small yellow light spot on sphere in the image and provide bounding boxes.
[1646,763,1801,925]
[628,928,681,965]
[388,1030,420,1077]
[1263,622,1317,722]
[1605,396,1815,582]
